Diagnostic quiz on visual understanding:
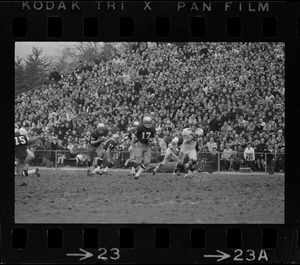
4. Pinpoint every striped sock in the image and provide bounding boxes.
[136,164,146,177]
